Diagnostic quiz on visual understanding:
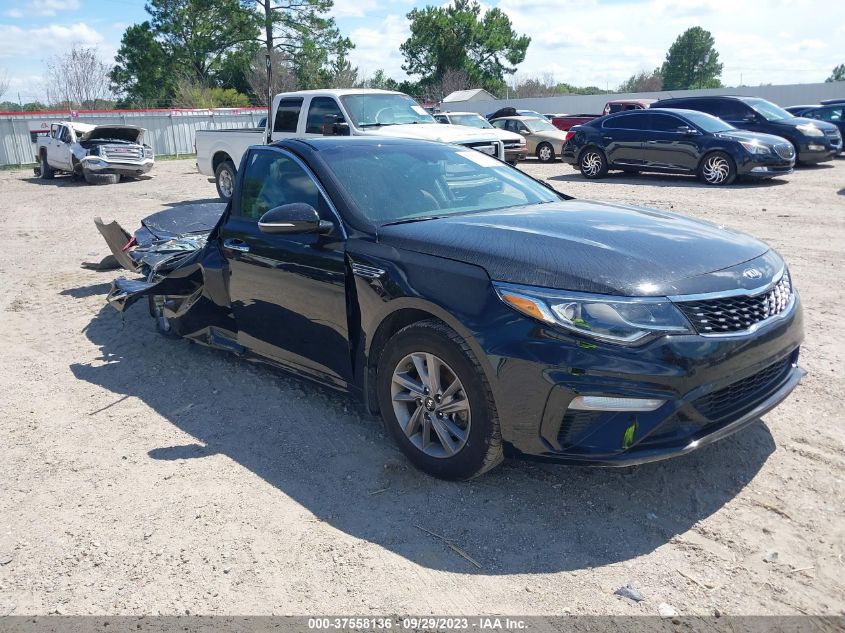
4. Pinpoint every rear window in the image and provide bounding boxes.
[273,98,303,133]
[603,113,647,130]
